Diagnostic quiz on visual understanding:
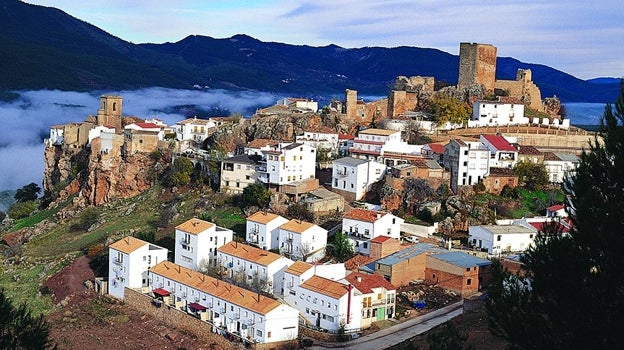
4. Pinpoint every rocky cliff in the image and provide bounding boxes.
[43,145,162,207]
